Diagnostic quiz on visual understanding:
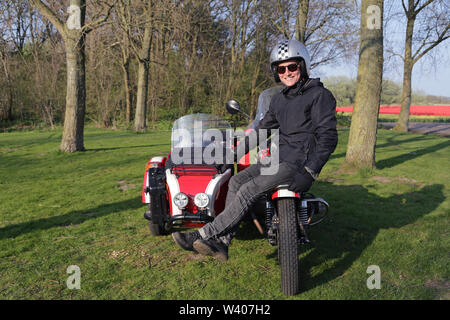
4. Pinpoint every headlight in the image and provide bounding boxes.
[173,192,188,209]
[194,193,209,208]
